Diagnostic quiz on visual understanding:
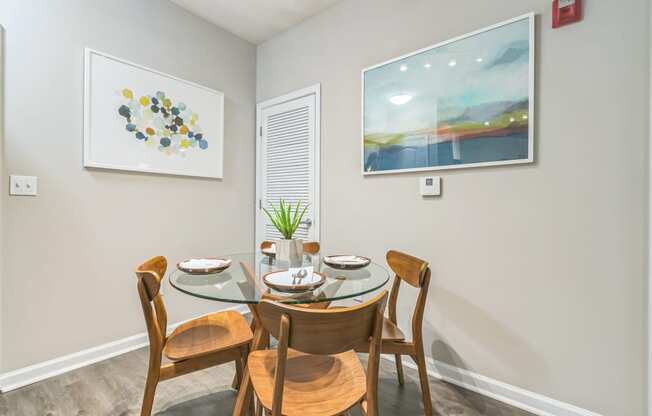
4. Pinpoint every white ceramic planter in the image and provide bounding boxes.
[276,238,303,266]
